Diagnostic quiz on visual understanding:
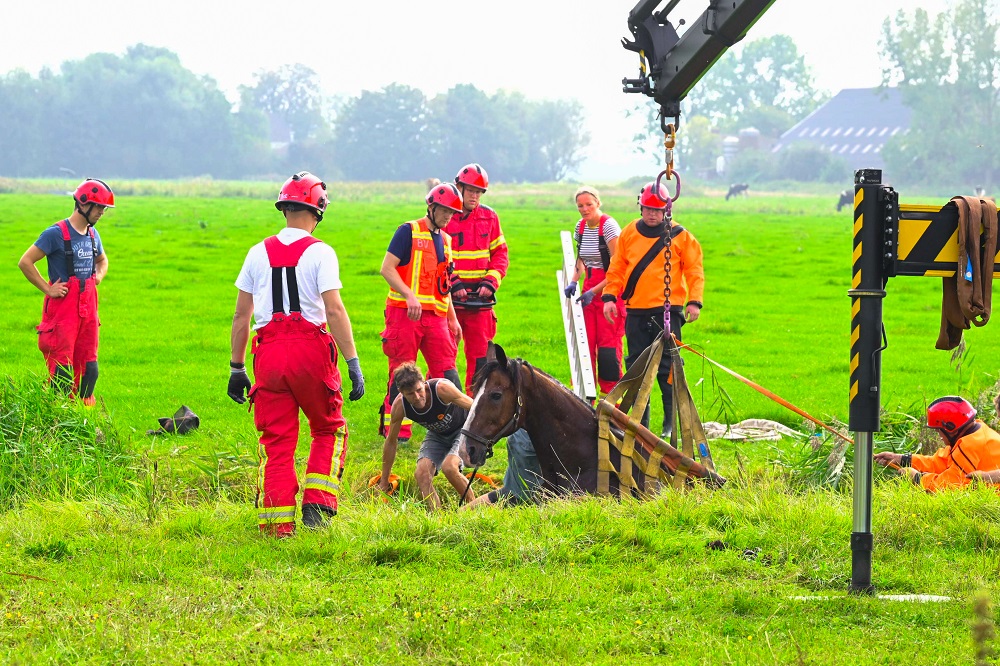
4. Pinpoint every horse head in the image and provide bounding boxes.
[459,341,524,467]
